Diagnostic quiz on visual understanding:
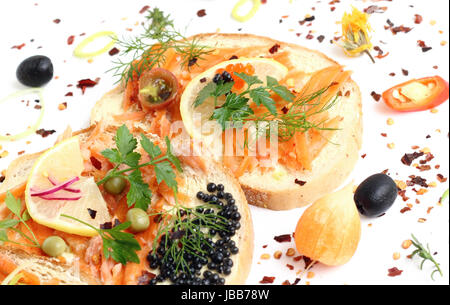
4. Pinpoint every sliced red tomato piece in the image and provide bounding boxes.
[382,76,449,112]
